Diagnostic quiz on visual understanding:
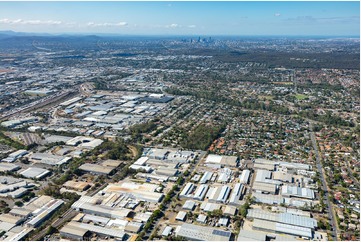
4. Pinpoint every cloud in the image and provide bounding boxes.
[165,23,180,28]
[188,25,196,28]
[87,21,127,27]
[0,18,62,25]
[284,15,359,24]
[274,13,281,17]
